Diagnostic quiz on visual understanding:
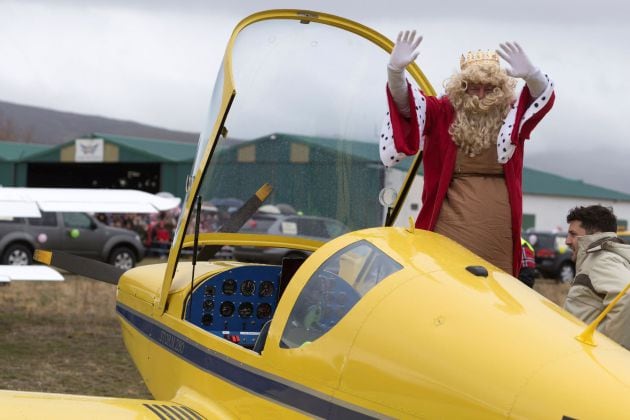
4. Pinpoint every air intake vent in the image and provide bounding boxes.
[143,403,205,420]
